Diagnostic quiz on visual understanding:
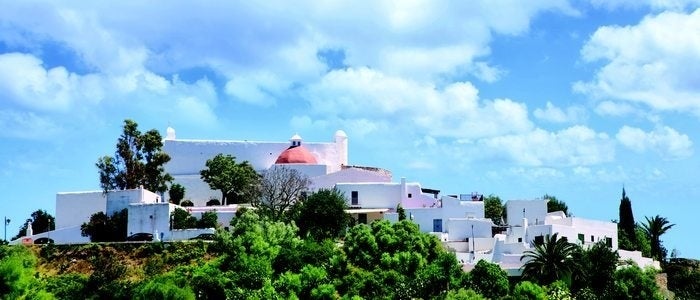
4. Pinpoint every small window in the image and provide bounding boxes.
[591,235,595,242]
[351,191,358,205]
[358,213,367,224]
[578,233,585,243]
[518,237,522,243]
[408,193,412,198]
[606,237,613,248]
